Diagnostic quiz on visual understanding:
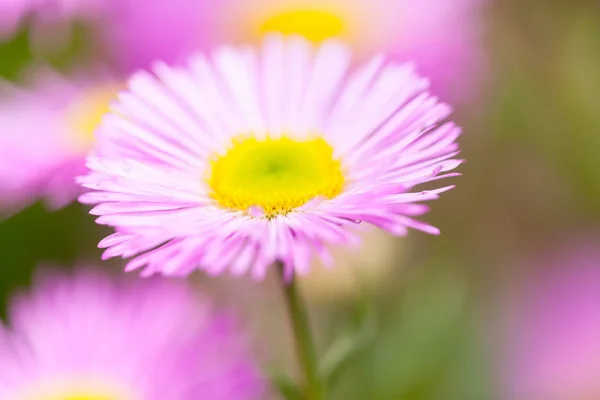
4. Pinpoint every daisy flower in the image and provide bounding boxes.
[0,267,265,400]
[0,70,121,215]
[79,35,463,280]
[217,0,485,99]
[110,0,483,99]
